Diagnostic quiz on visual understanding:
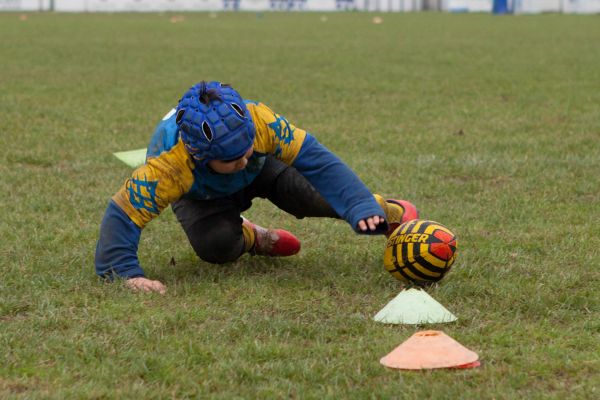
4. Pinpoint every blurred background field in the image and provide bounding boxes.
[0,11,599,399]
